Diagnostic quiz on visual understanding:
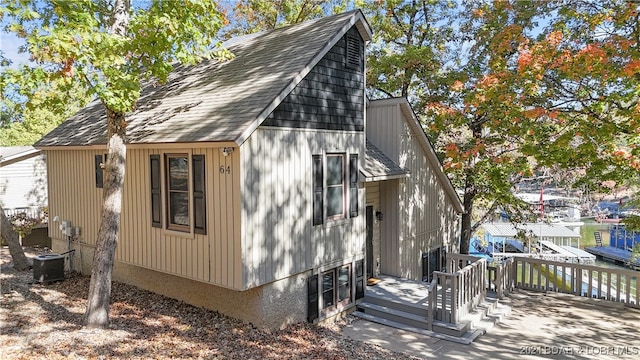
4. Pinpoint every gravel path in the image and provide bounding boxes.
[1,247,419,360]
